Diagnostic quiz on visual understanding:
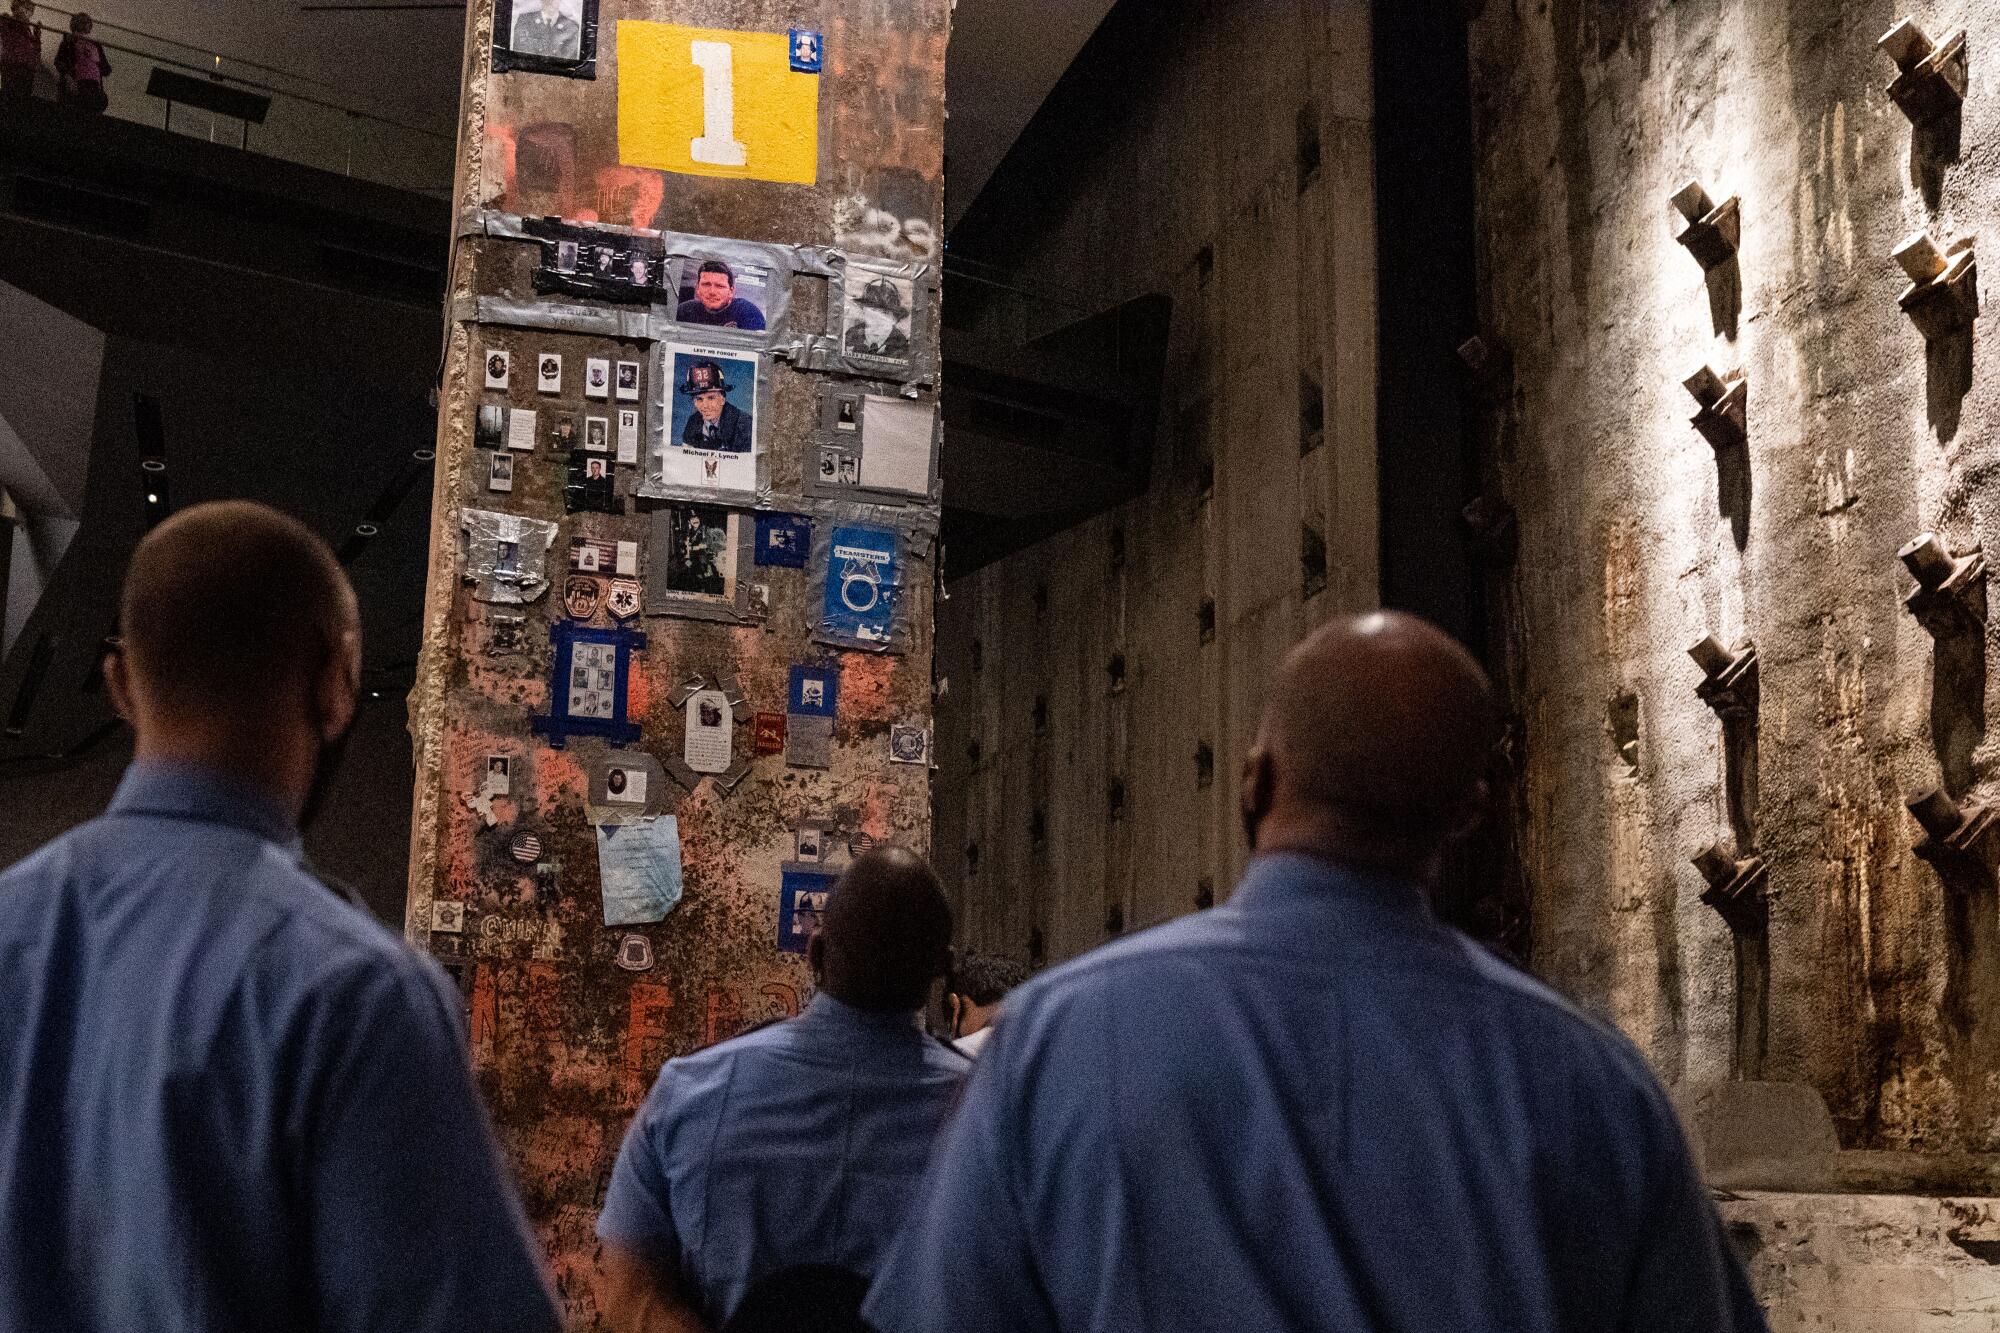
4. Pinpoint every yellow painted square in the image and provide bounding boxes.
[617,22,820,185]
